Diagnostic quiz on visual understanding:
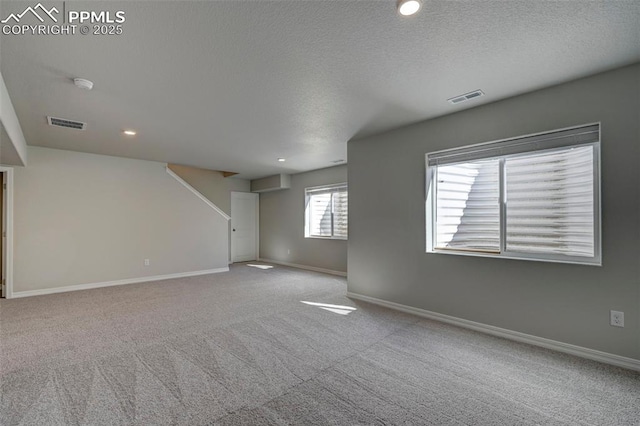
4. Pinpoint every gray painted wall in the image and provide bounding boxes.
[0,121,23,166]
[167,164,251,264]
[167,164,250,215]
[13,147,229,293]
[348,64,640,360]
[251,174,291,193]
[260,165,347,272]
[0,71,27,166]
